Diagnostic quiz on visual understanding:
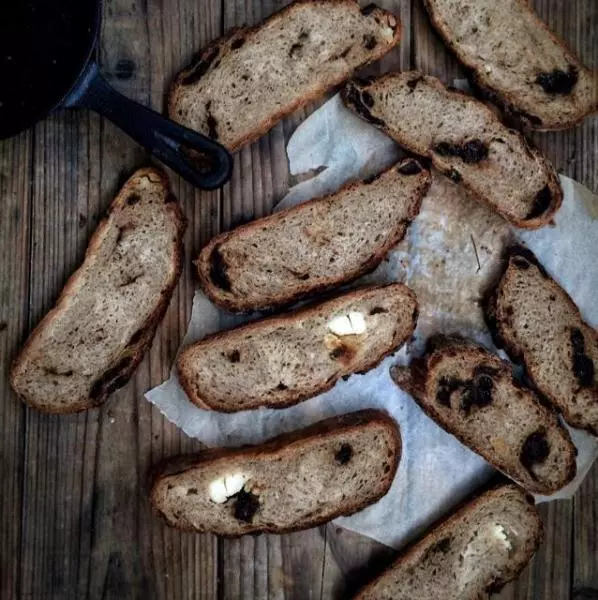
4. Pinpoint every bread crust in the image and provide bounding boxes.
[483,245,598,436]
[168,0,401,152]
[342,73,563,229]
[422,0,598,131]
[149,409,402,536]
[10,168,187,414]
[354,482,543,598]
[177,283,419,412]
[196,159,430,313]
[390,337,577,494]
